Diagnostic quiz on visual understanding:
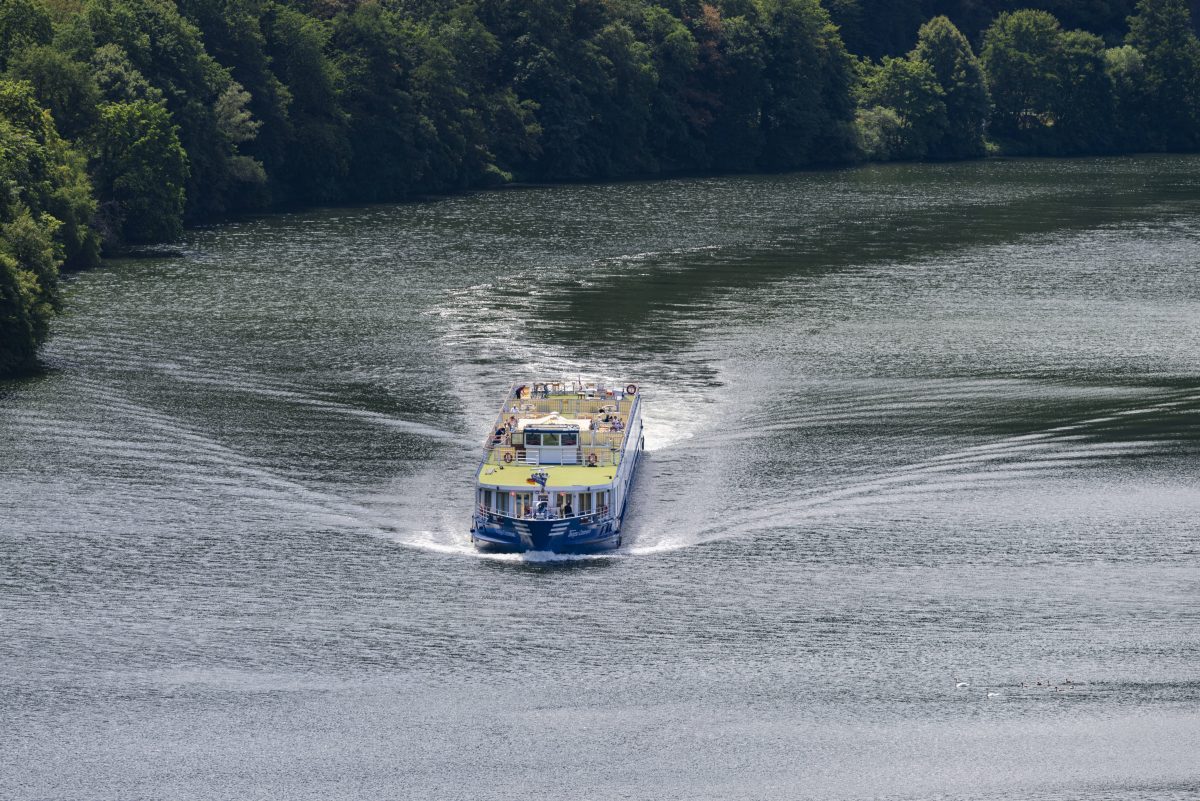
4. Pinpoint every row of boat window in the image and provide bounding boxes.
[524,432,577,447]
[479,489,610,518]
